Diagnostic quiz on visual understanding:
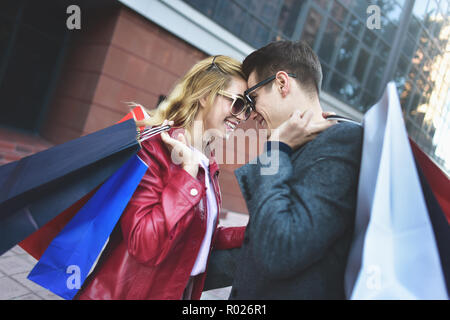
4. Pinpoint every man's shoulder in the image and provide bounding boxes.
[320,121,363,143]
[296,122,363,160]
